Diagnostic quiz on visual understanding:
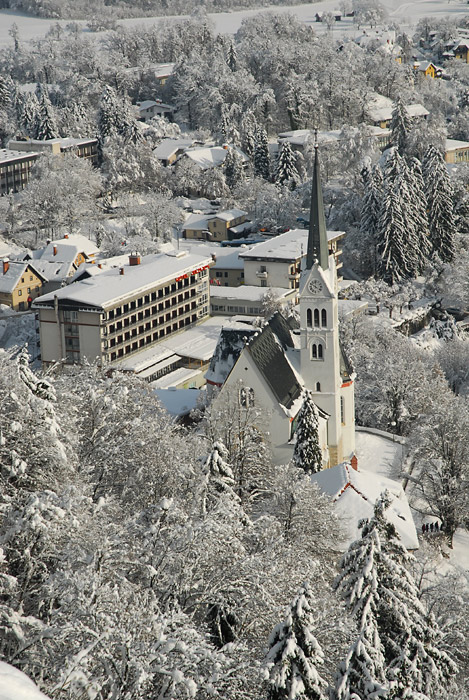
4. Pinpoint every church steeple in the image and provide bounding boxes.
[306,141,329,271]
